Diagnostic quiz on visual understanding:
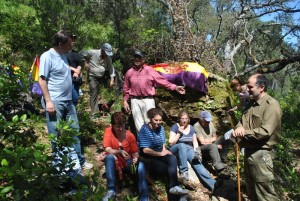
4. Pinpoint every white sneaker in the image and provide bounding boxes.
[82,162,93,170]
